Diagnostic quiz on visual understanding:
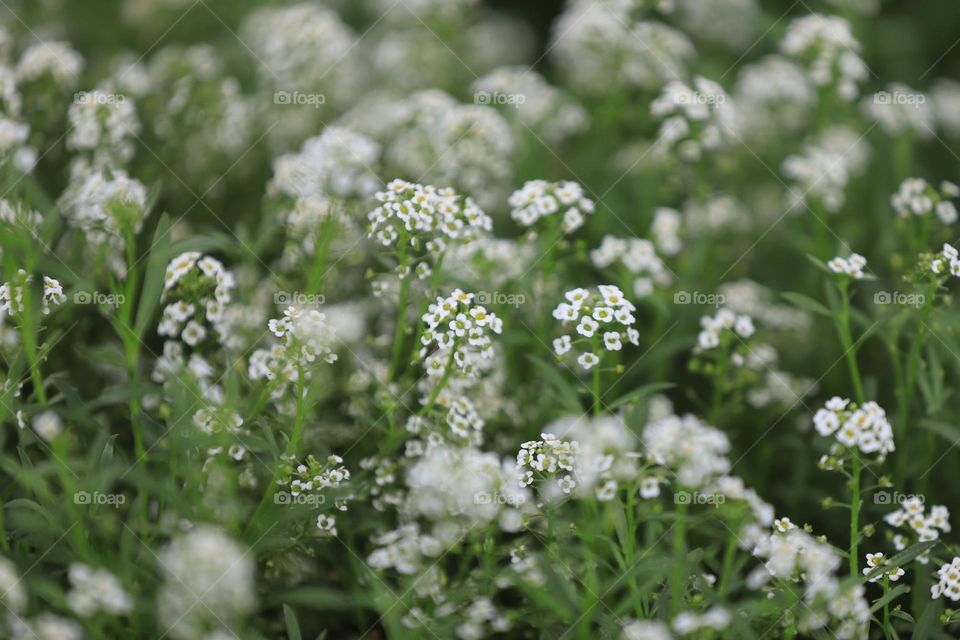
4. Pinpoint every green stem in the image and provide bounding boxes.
[850,455,862,577]
[671,498,688,615]
[836,281,865,404]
